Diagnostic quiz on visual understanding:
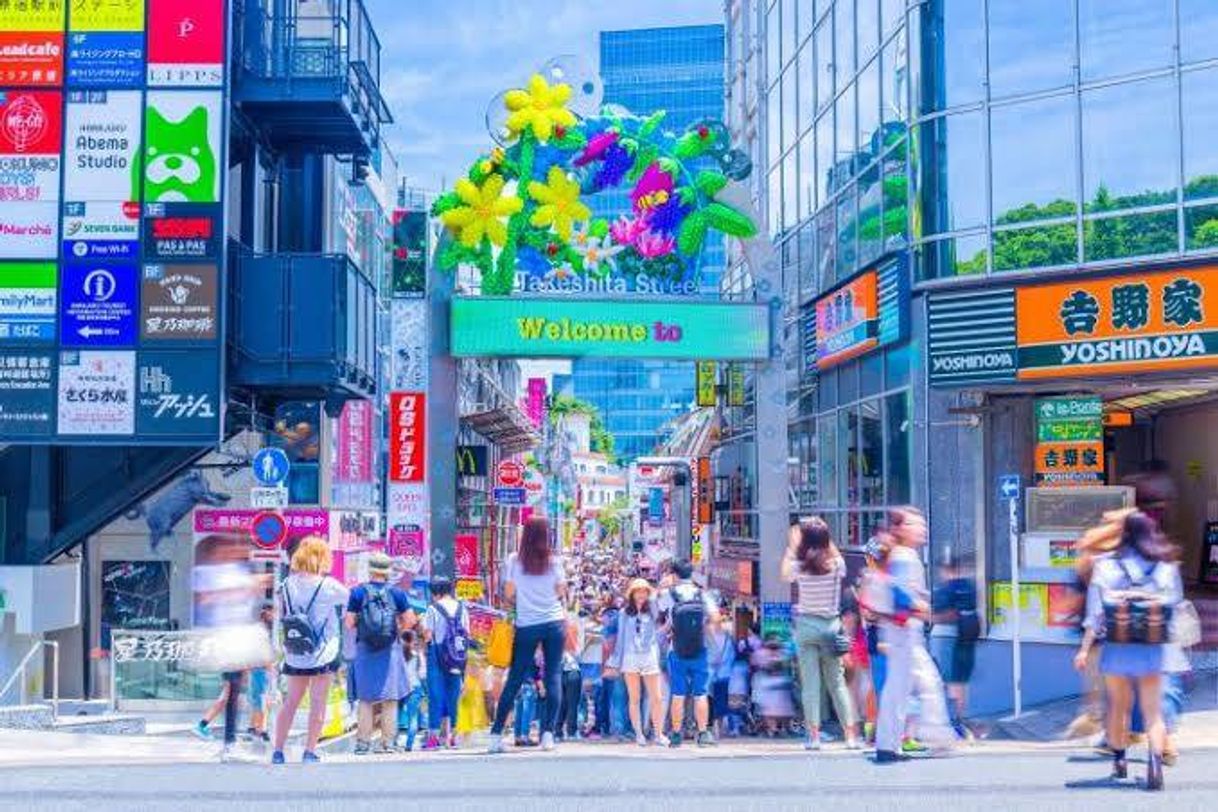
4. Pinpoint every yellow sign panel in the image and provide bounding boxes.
[455,579,484,601]
[0,0,65,31]
[69,0,144,31]
[696,360,717,407]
